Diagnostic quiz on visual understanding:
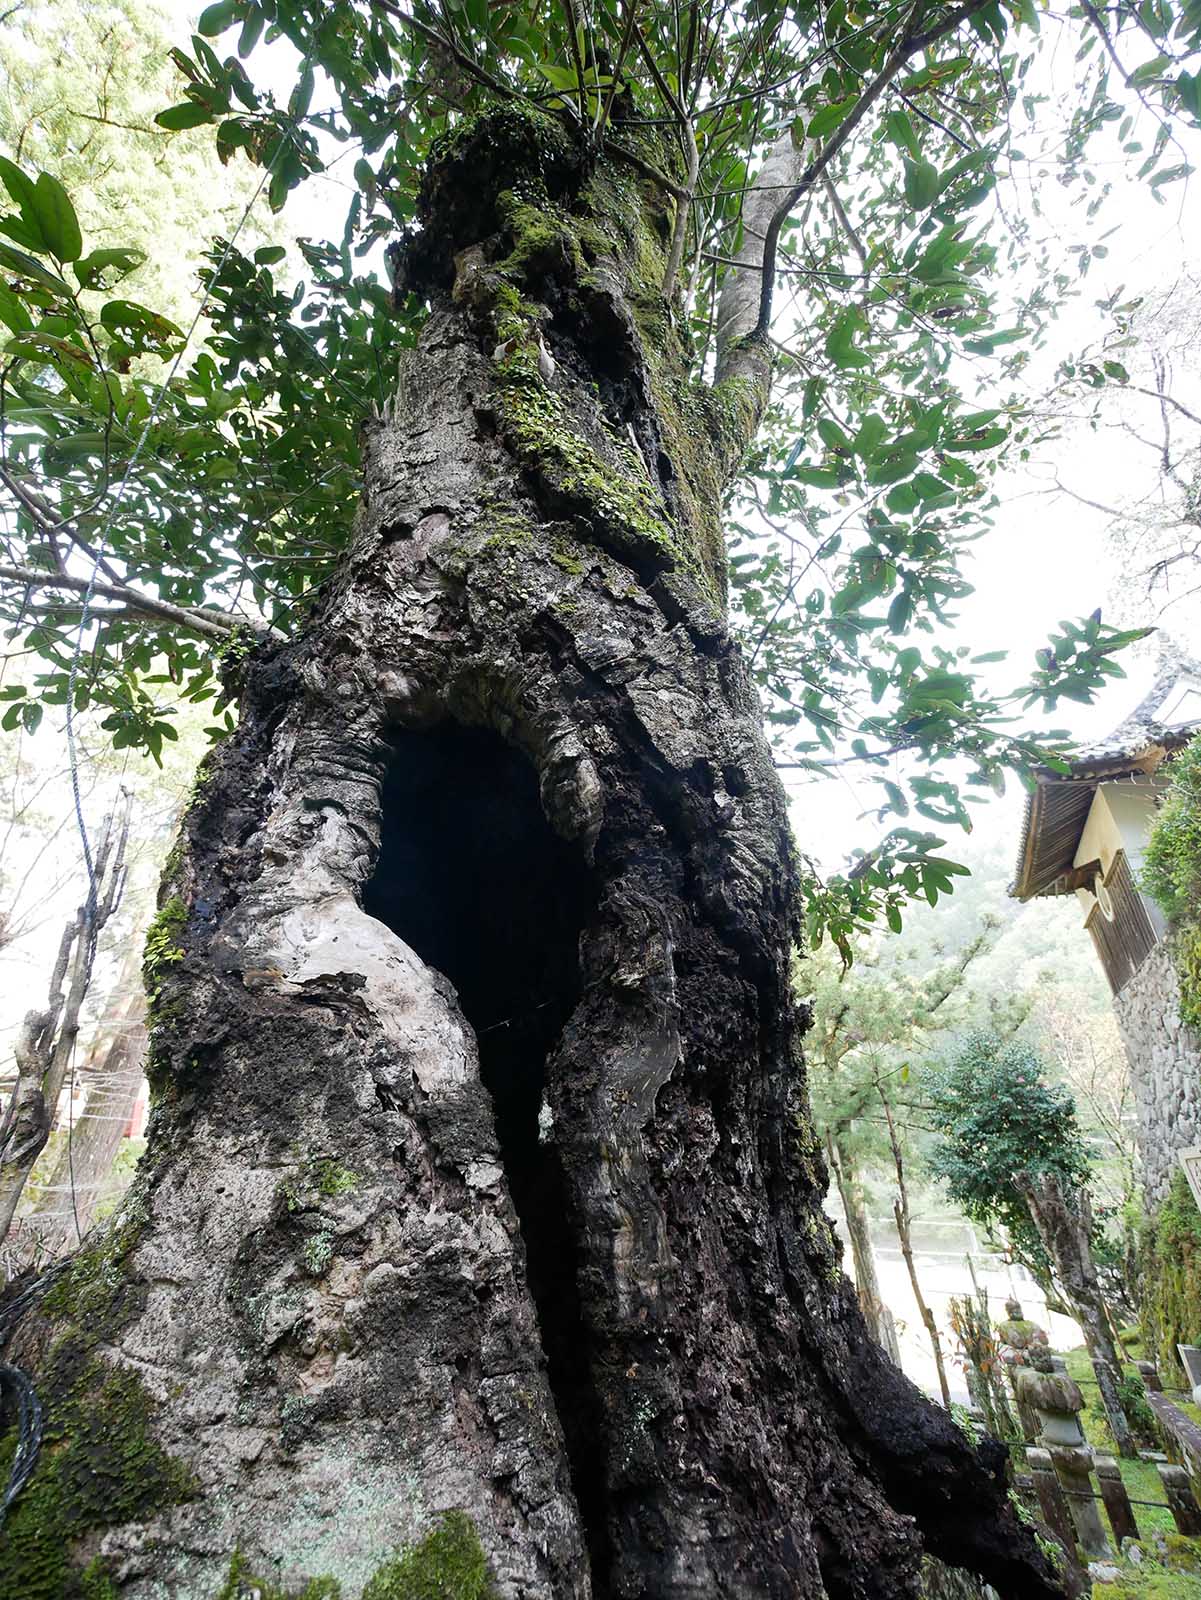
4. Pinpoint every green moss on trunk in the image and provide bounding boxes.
[361,1512,495,1600]
[211,1513,494,1600]
[0,1345,197,1600]
[1140,1169,1201,1381]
